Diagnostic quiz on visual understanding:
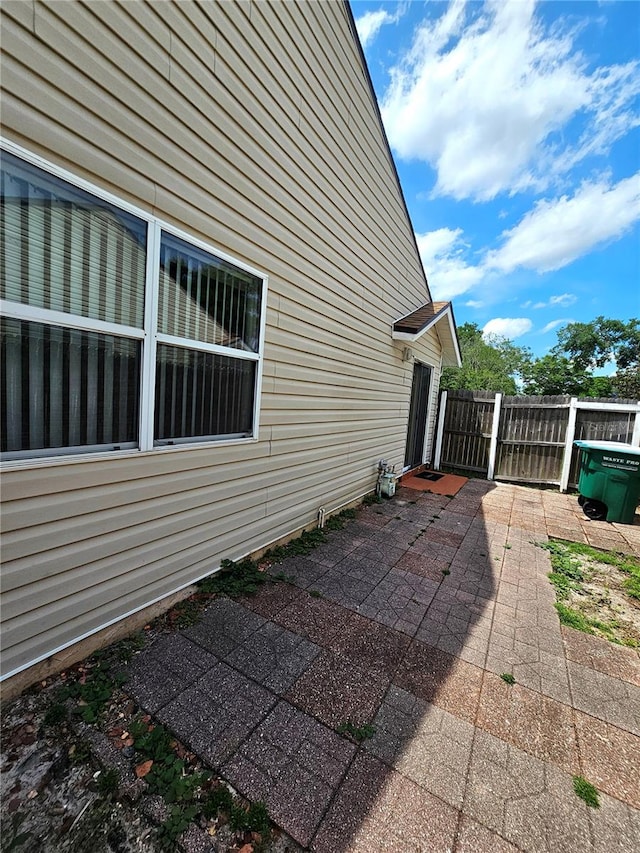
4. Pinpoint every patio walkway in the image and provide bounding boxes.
[124,481,640,852]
